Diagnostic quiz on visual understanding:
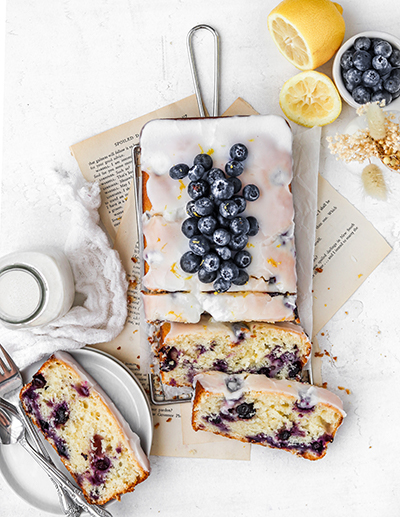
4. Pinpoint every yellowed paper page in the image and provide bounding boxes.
[70,95,200,242]
[312,175,392,337]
